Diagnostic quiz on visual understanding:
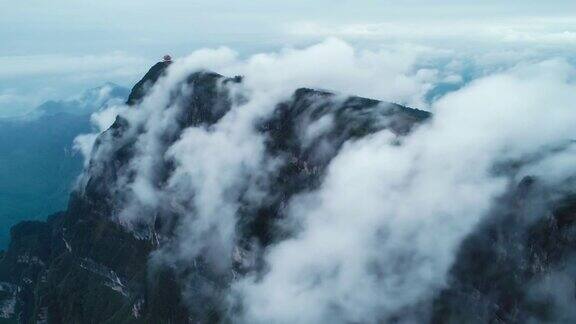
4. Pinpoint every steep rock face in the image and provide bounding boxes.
[432,180,576,323]
[0,63,429,323]
[126,61,171,106]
